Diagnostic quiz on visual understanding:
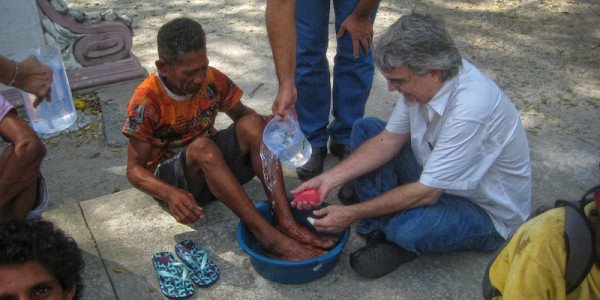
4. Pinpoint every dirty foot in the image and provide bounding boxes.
[263,235,325,261]
[278,220,338,250]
